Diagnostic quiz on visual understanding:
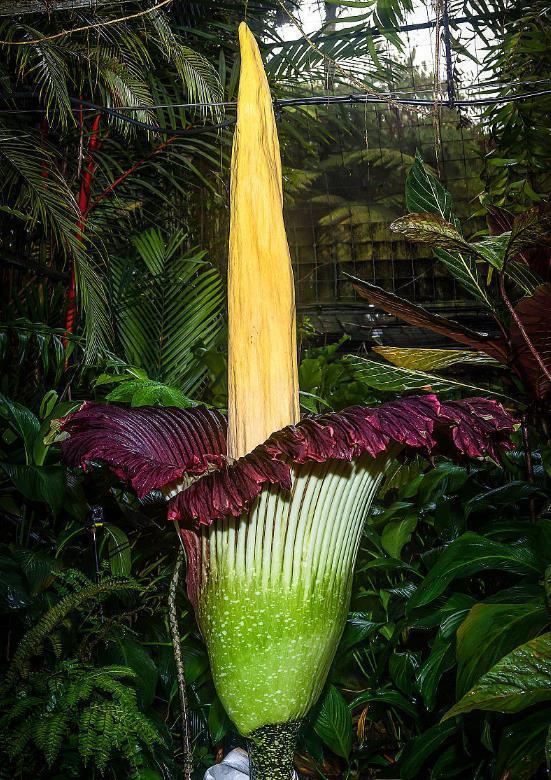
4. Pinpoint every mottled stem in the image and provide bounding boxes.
[168,545,193,780]
[248,721,300,780]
